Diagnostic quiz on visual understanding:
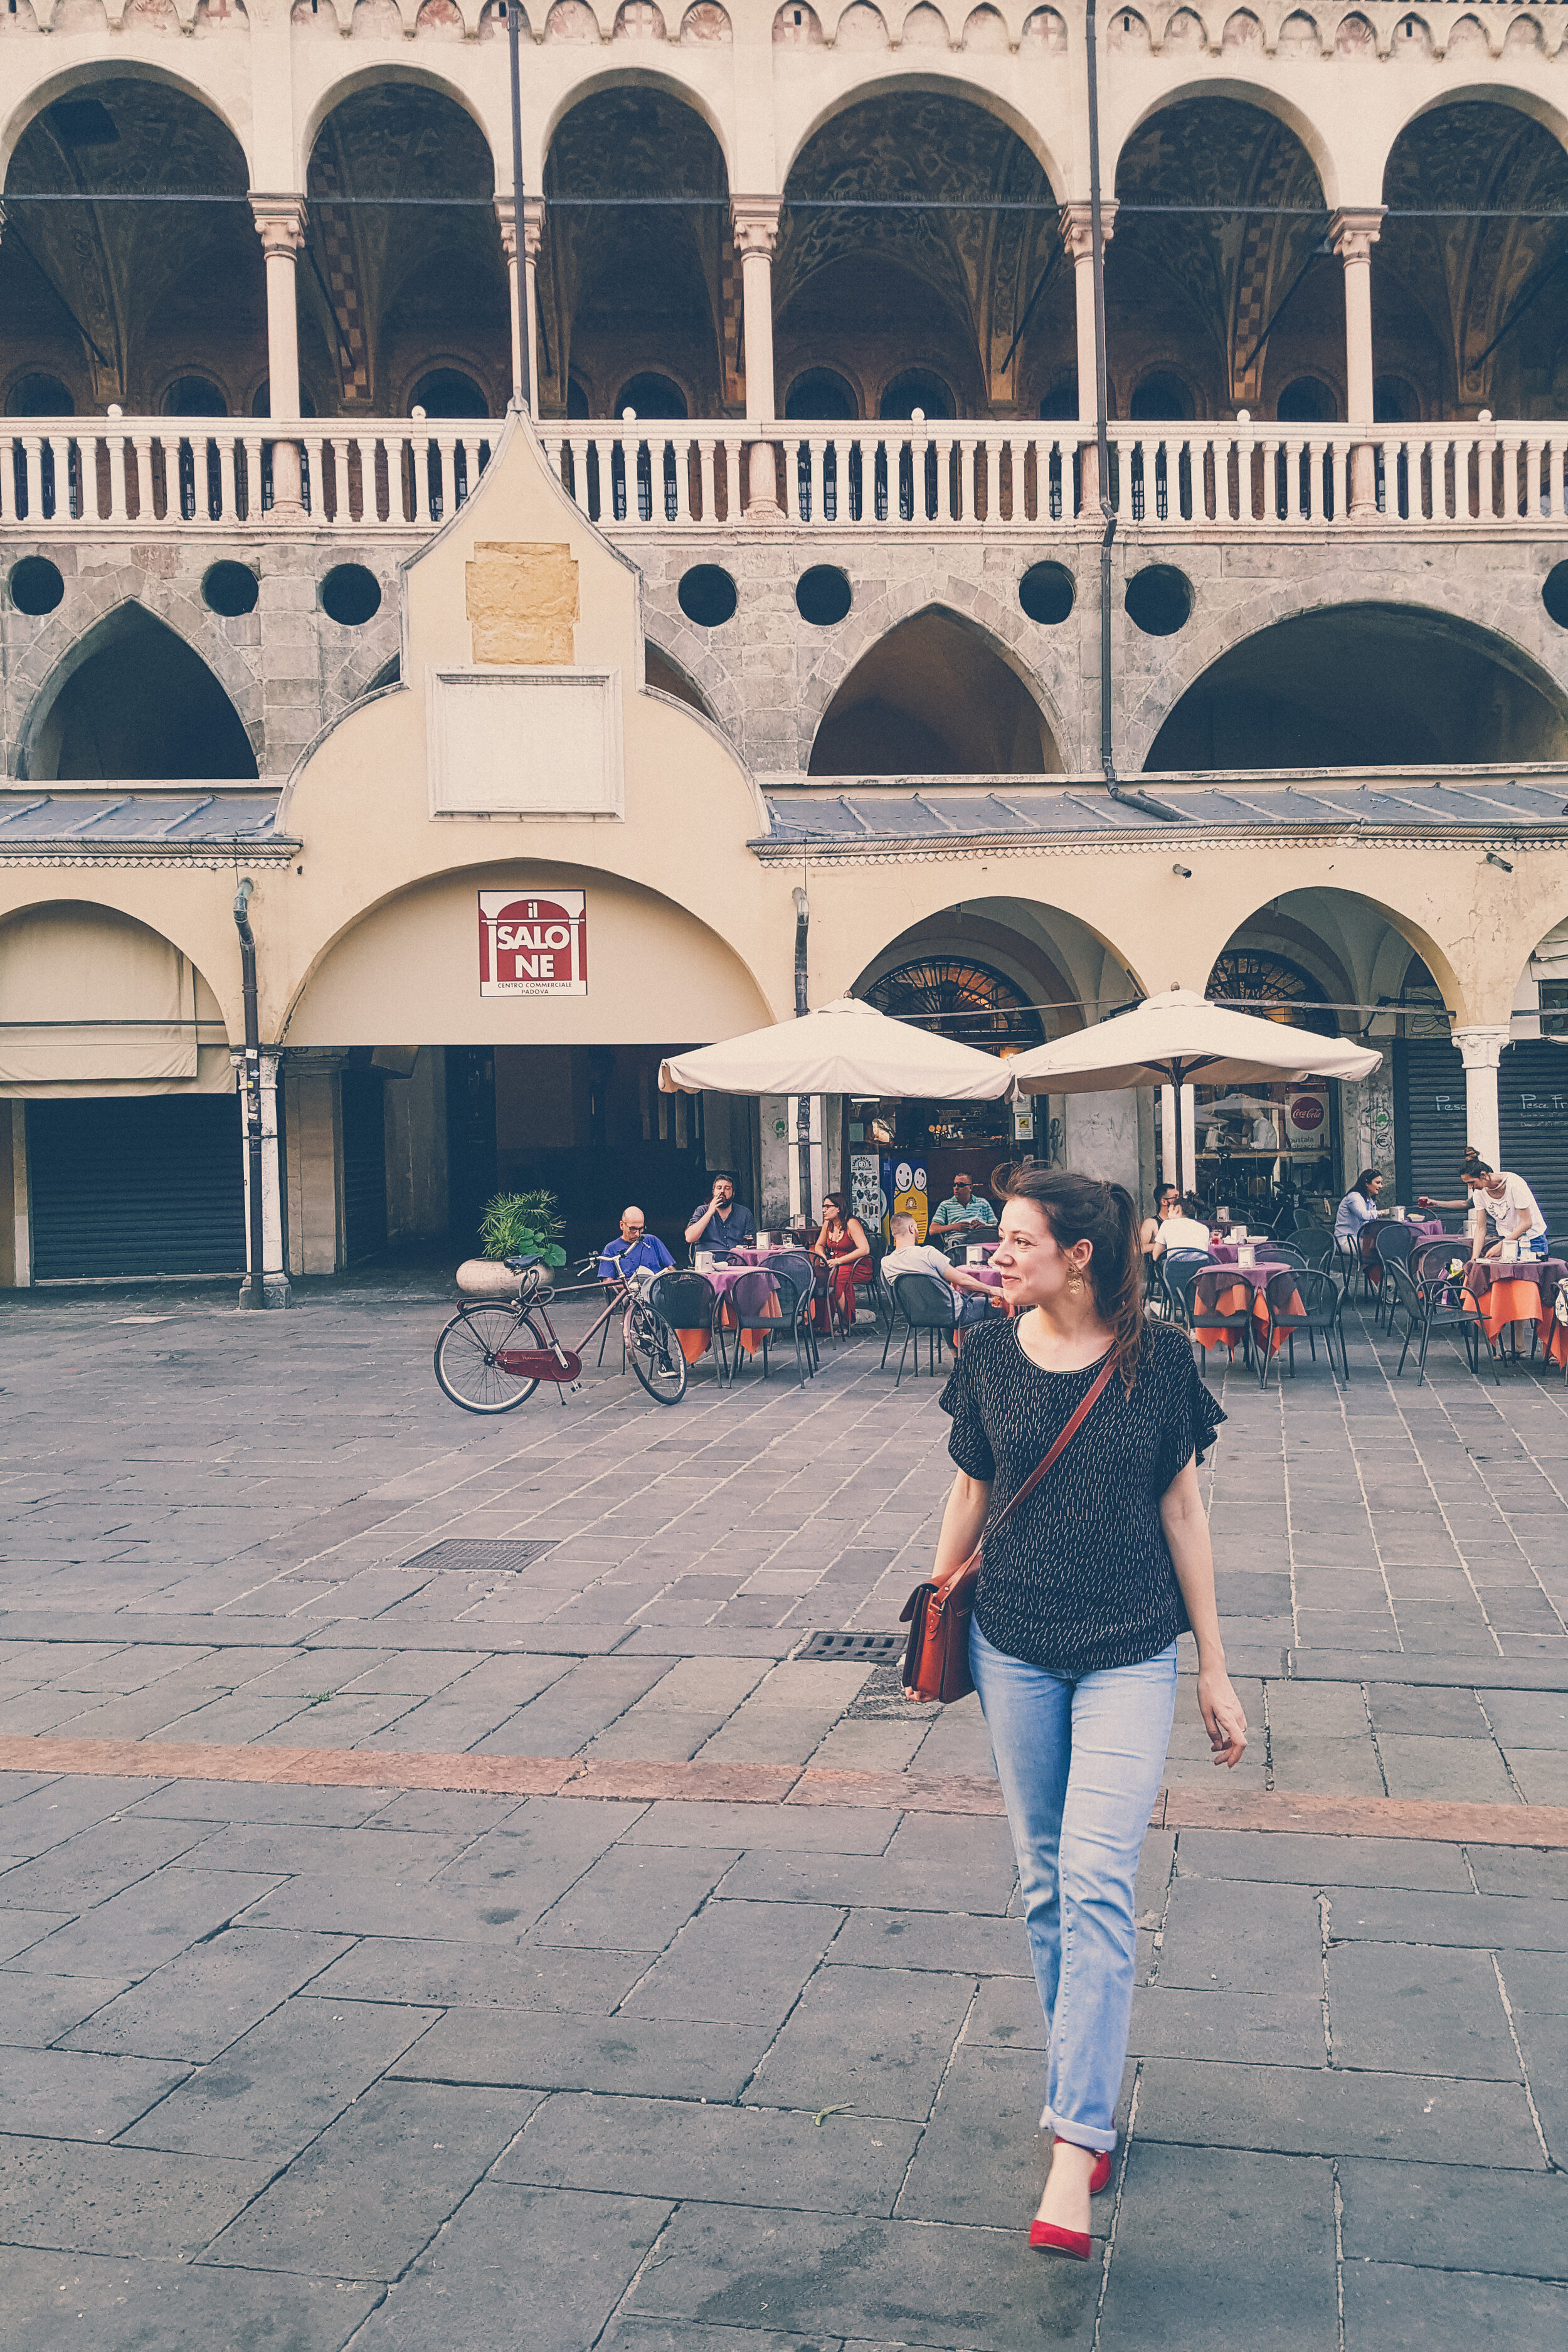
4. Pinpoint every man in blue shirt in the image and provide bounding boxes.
[598,1207,675,1283]
[684,1172,756,1257]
